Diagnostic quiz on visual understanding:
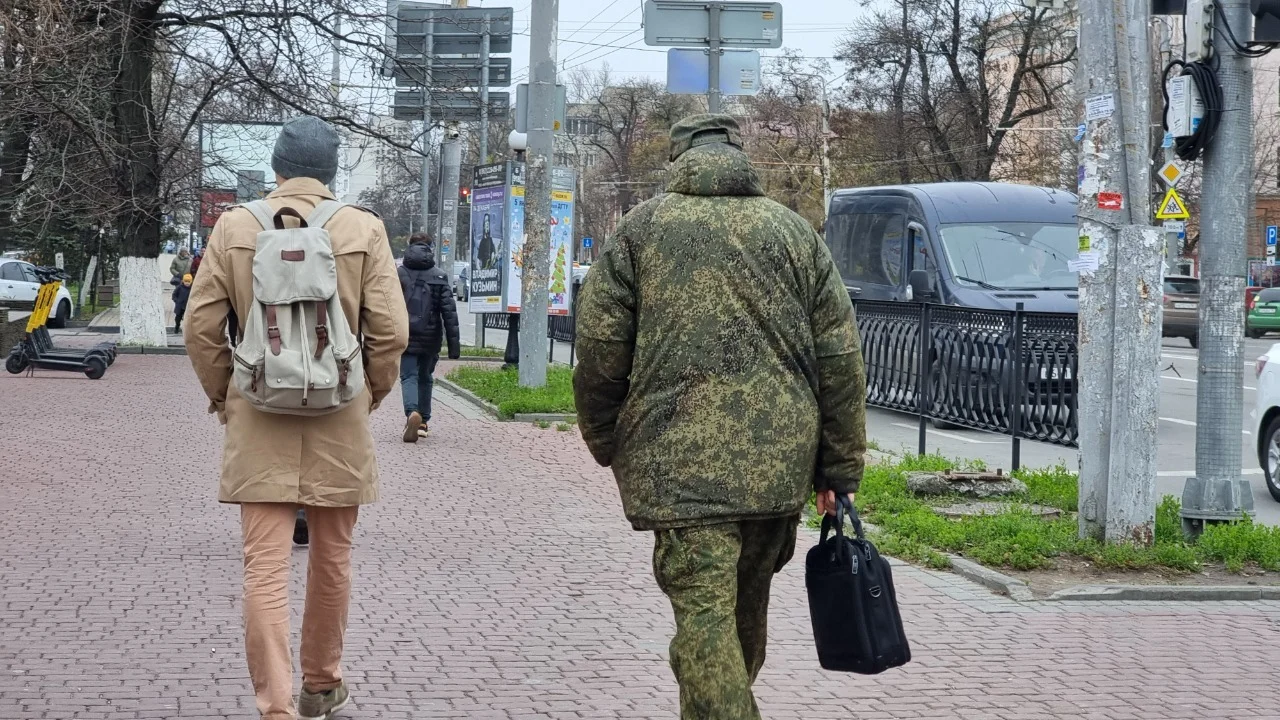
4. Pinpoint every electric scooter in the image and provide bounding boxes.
[6,267,116,379]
